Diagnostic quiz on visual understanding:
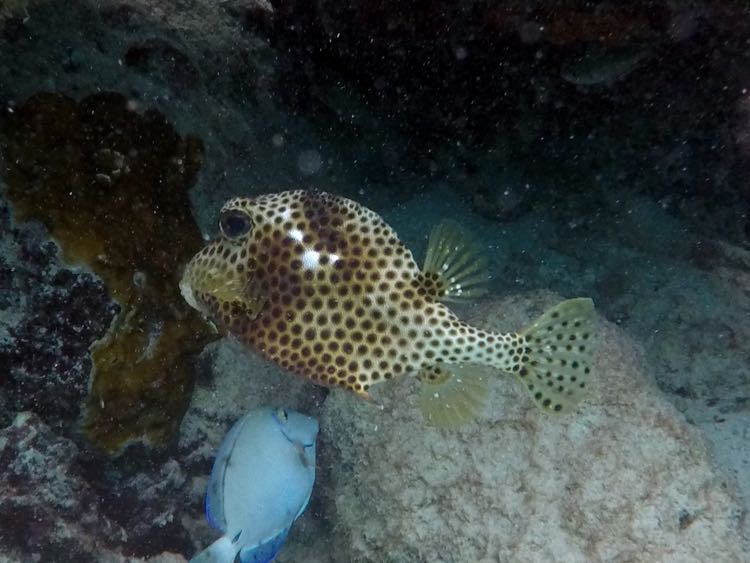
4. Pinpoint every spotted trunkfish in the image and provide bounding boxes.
[180,190,596,425]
